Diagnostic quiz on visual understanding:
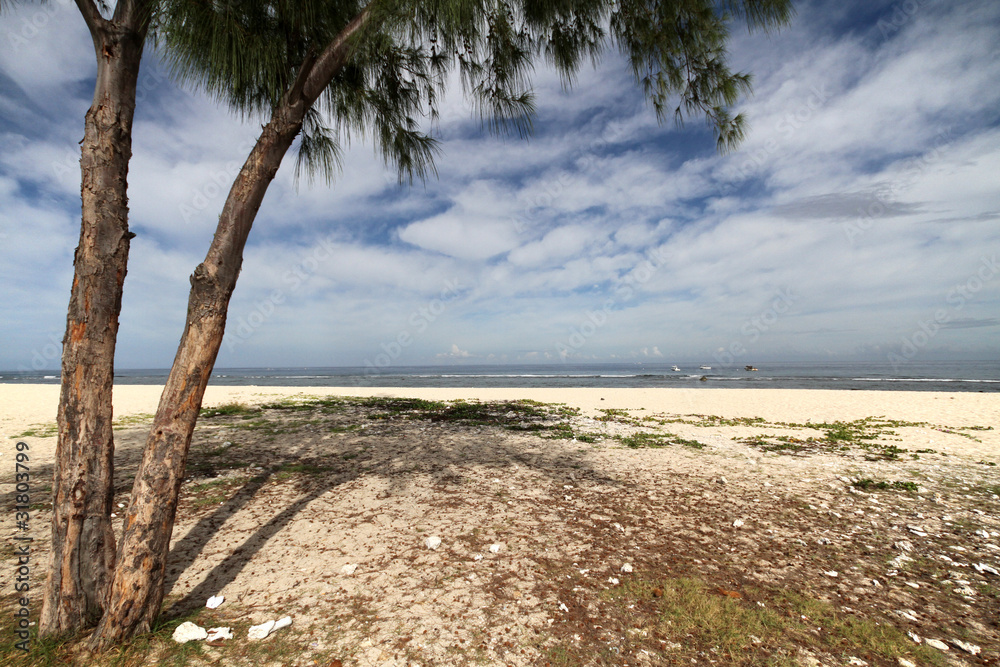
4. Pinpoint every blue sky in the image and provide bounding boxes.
[1,0,999,371]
